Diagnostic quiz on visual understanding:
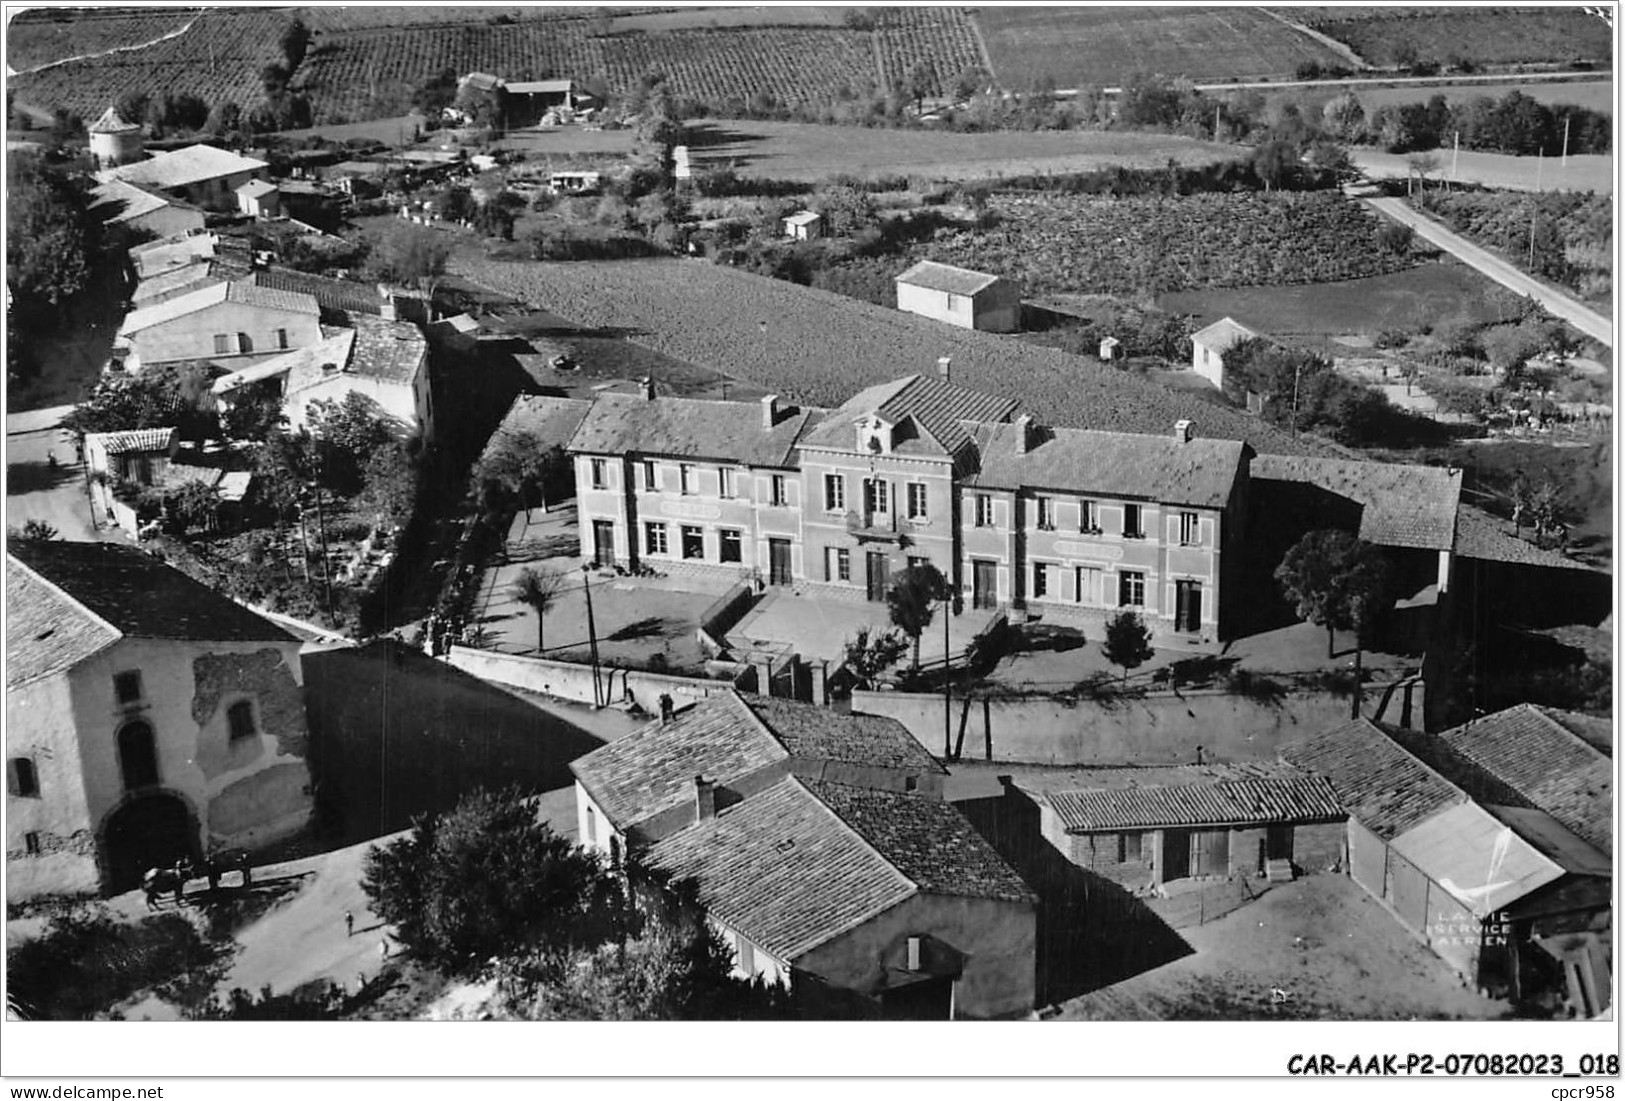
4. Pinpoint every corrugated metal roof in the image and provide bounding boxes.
[1190,316,1262,353]
[102,144,267,190]
[1251,454,1461,551]
[1281,719,1467,840]
[1388,801,1566,918]
[895,260,1008,297]
[568,392,813,467]
[968,422,1247,508]
[1045,771,1345,831]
